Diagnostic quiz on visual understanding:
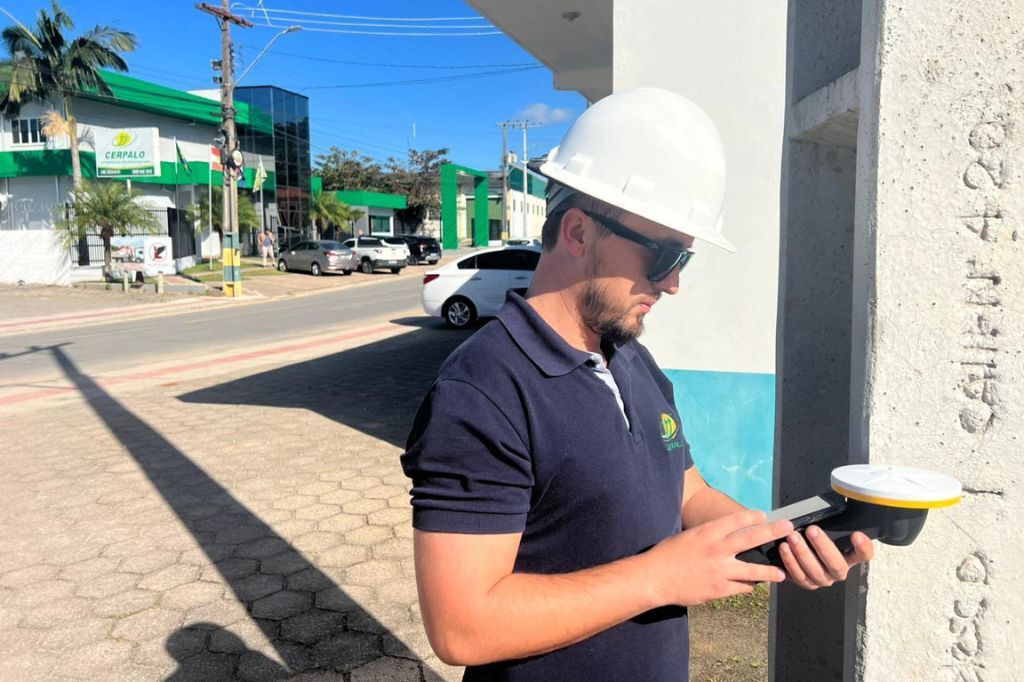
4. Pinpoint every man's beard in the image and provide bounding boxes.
[579,280,646,345]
